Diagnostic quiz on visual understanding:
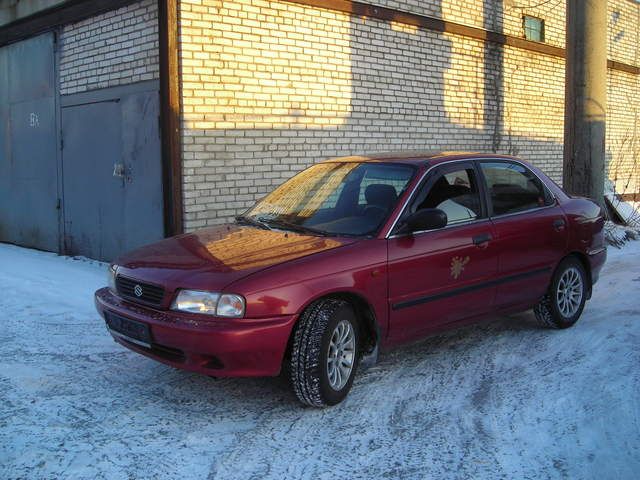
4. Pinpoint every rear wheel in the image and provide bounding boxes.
[289,298,359,407]
[534,257,588,329]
